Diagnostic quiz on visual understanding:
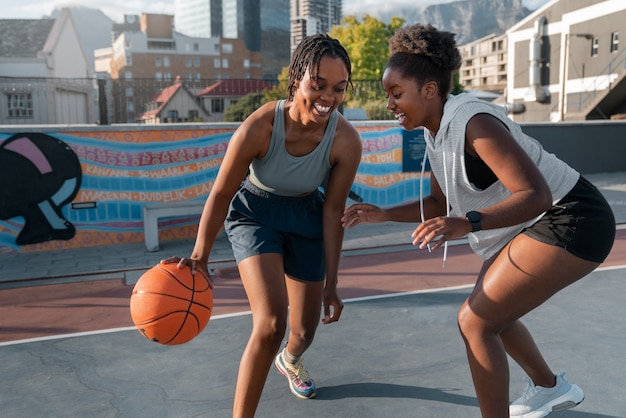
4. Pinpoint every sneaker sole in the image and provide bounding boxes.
[274,355,317,400]
[516,384,584,418]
